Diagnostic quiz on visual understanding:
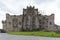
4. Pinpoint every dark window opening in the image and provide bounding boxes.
[50,22,52,25]
[39,20,41,21]
[9,22,11,24]
[42,22,45,24]
[55,27,58,29]
[19,22,21,25]
[39,25,41,28]
[12,18,18,28]
[39,22,41,24]
[46,18,48,20]
[39,20,41,24]
[47,21,48,22]
[46,26,48,28]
